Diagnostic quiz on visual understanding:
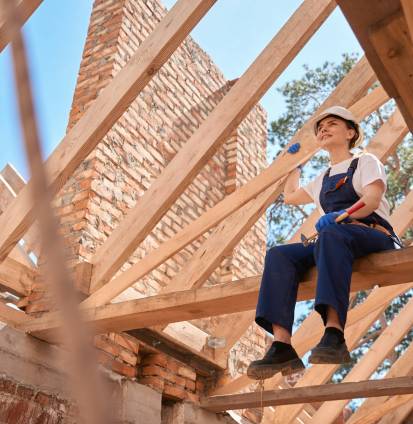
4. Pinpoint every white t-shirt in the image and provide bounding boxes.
[303,153,391,221]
